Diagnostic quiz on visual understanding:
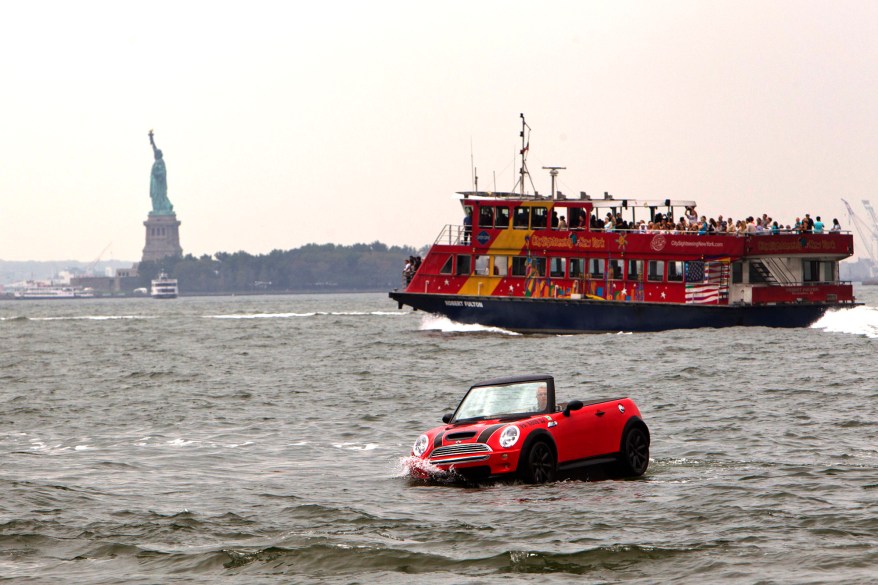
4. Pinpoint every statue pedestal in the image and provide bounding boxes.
[142,213,183,262]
